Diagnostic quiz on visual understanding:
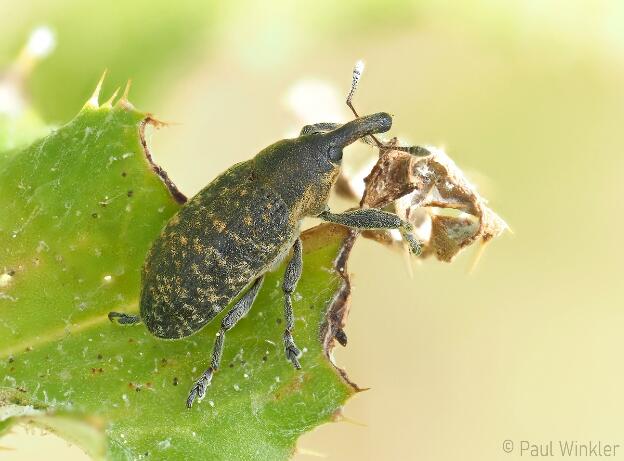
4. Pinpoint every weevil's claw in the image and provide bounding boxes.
[335,328,348,347]
[284,331,302,369]
[186,367,214,408]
